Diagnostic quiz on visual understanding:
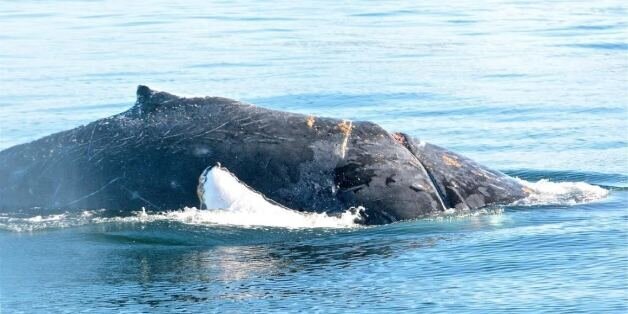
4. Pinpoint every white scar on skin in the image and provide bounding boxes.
[339,120,353,159]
